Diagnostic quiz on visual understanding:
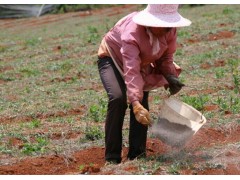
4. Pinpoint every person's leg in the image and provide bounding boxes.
[97,56,127,163]
[128,91,149,160]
